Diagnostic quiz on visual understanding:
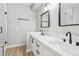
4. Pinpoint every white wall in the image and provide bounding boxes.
[37,3,79,43]
[7,3,36,46]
